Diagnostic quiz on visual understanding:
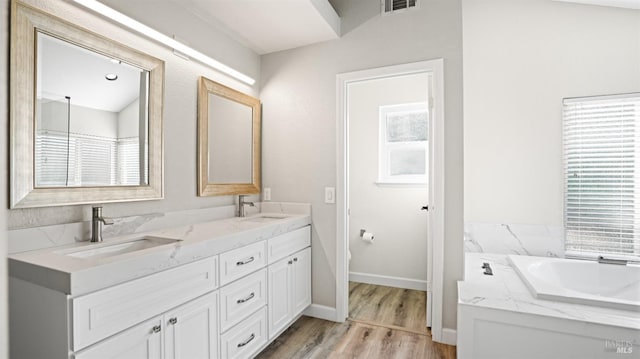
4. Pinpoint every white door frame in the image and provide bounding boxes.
[335,59,446,342]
